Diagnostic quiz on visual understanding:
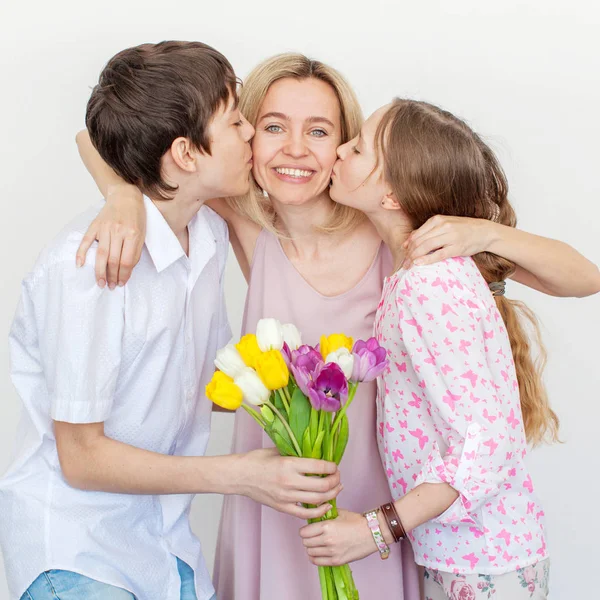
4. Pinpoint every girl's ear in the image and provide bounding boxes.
[381,192,401,210]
